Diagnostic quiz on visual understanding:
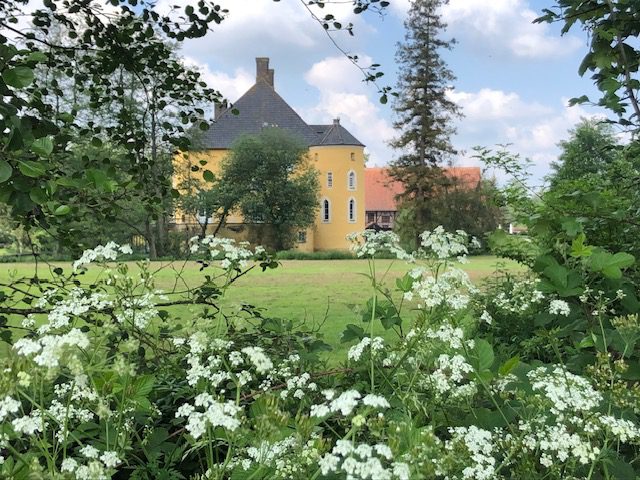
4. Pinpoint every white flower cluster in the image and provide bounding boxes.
[37,288,110,334]
[444,426,495,480]
[60,446,121,479]
[182,334,278,390]
[189,235,256,269]
[519,419,600,467]
[548,299,571,316]
[407,267,477,310]
[346,230,412,260]
[0,396,20,422]
[319,439,410,480]
[14,328,90,368]
[424,322,471,350]
[418,226,479,260]
[115,292,159,329]
[598,415,640,442]
[348,336,385,362]
[492,277,544,314]
[429,354,477,400]
[229,435,322,477]
[310,390,390,418]
[175,393,242,439]
[73,241,132,271]
[528,366,602,414]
